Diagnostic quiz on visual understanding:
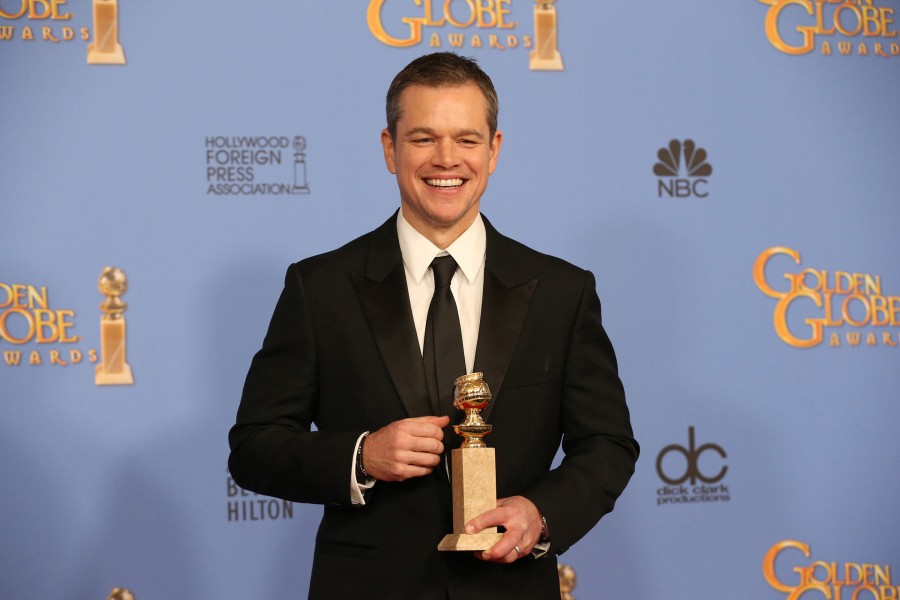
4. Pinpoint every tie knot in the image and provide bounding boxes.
[431,255,458,288]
